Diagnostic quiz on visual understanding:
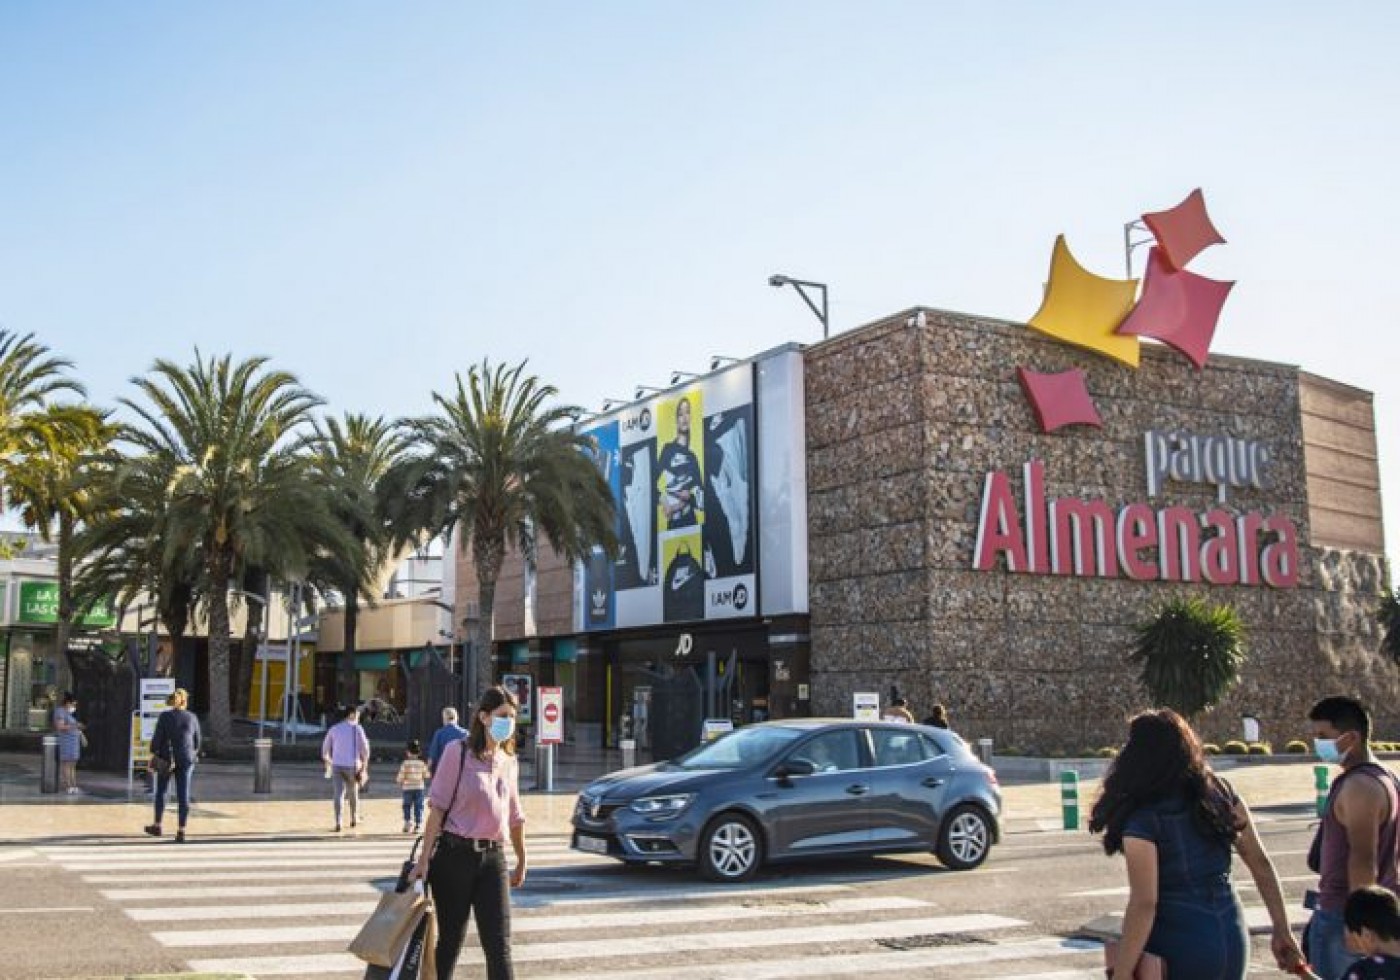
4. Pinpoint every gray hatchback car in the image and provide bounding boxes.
[571,718,1001,882]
